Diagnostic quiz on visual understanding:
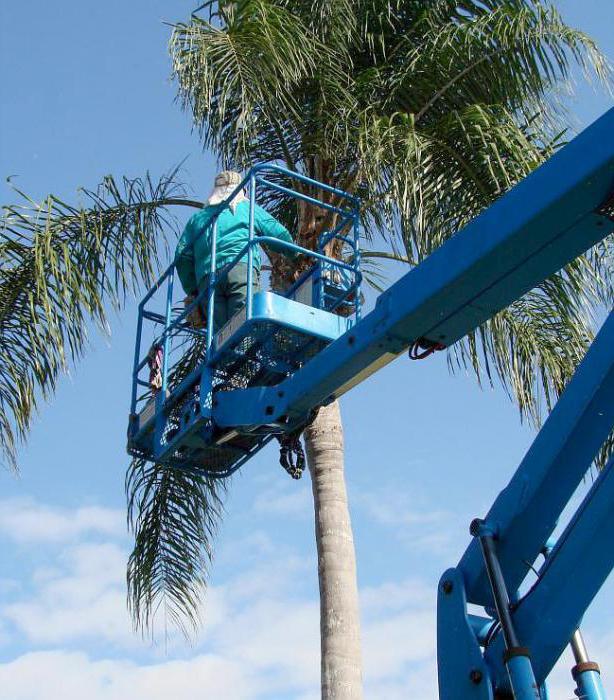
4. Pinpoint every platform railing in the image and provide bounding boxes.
[212,164,362,343]
[130,163,362,422]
